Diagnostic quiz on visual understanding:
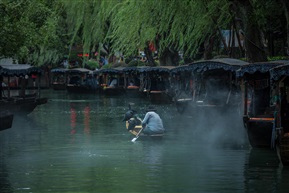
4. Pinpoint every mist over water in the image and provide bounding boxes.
[0,90,287,193]
[173,77,247,148]
[174,107,246,149]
